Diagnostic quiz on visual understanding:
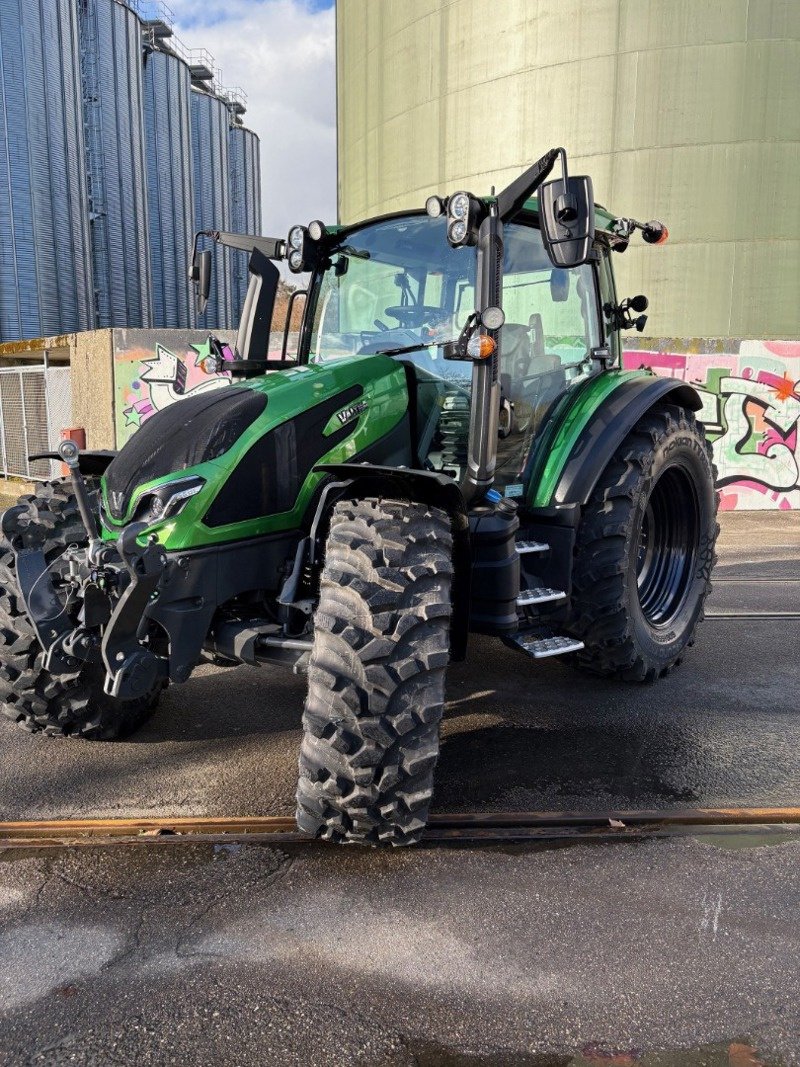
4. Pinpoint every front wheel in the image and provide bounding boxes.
[566,403,719,681]
[296,498,453,845]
